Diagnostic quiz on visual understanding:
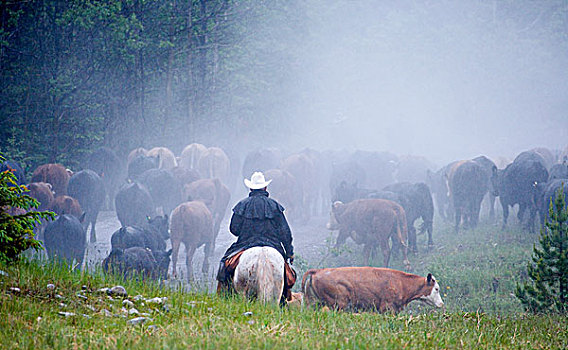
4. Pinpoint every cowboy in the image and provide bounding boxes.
[217,171,295,300]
